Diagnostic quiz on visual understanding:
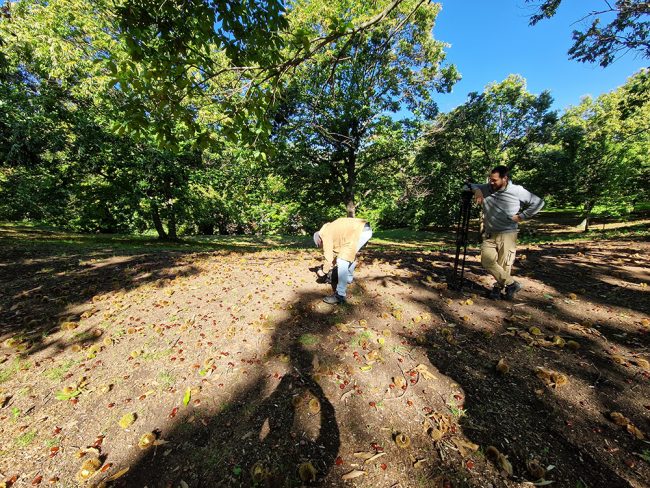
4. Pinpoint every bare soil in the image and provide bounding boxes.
[0,227,649,488]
